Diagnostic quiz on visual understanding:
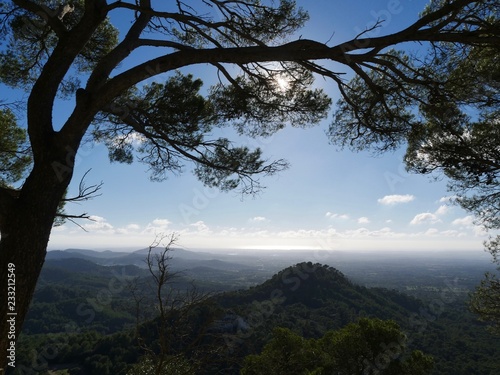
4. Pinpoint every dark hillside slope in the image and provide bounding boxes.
[215,262,498,375]
[219,262,421,323]
[215,262,423,357]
